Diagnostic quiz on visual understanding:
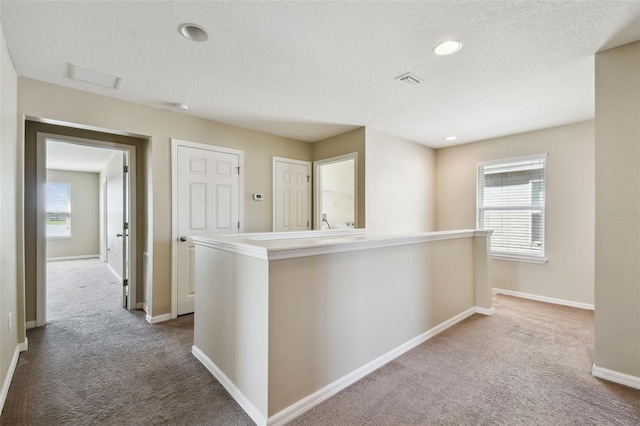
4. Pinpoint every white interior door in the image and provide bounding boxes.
[273,157,311,232]
[105,151,129,308]
[176,145,241,315]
